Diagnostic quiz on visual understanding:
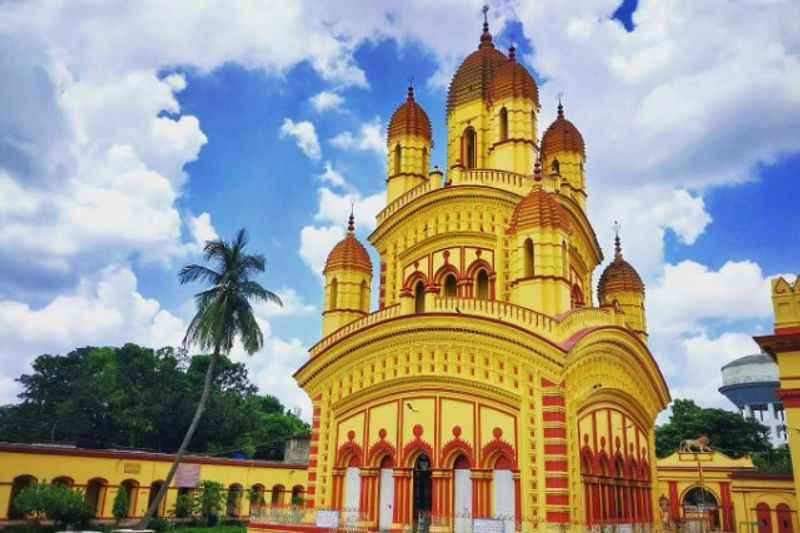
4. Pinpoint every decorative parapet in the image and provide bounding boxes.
[772,276,800,332]
[374,169,531,227]
[307,297,625,359]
